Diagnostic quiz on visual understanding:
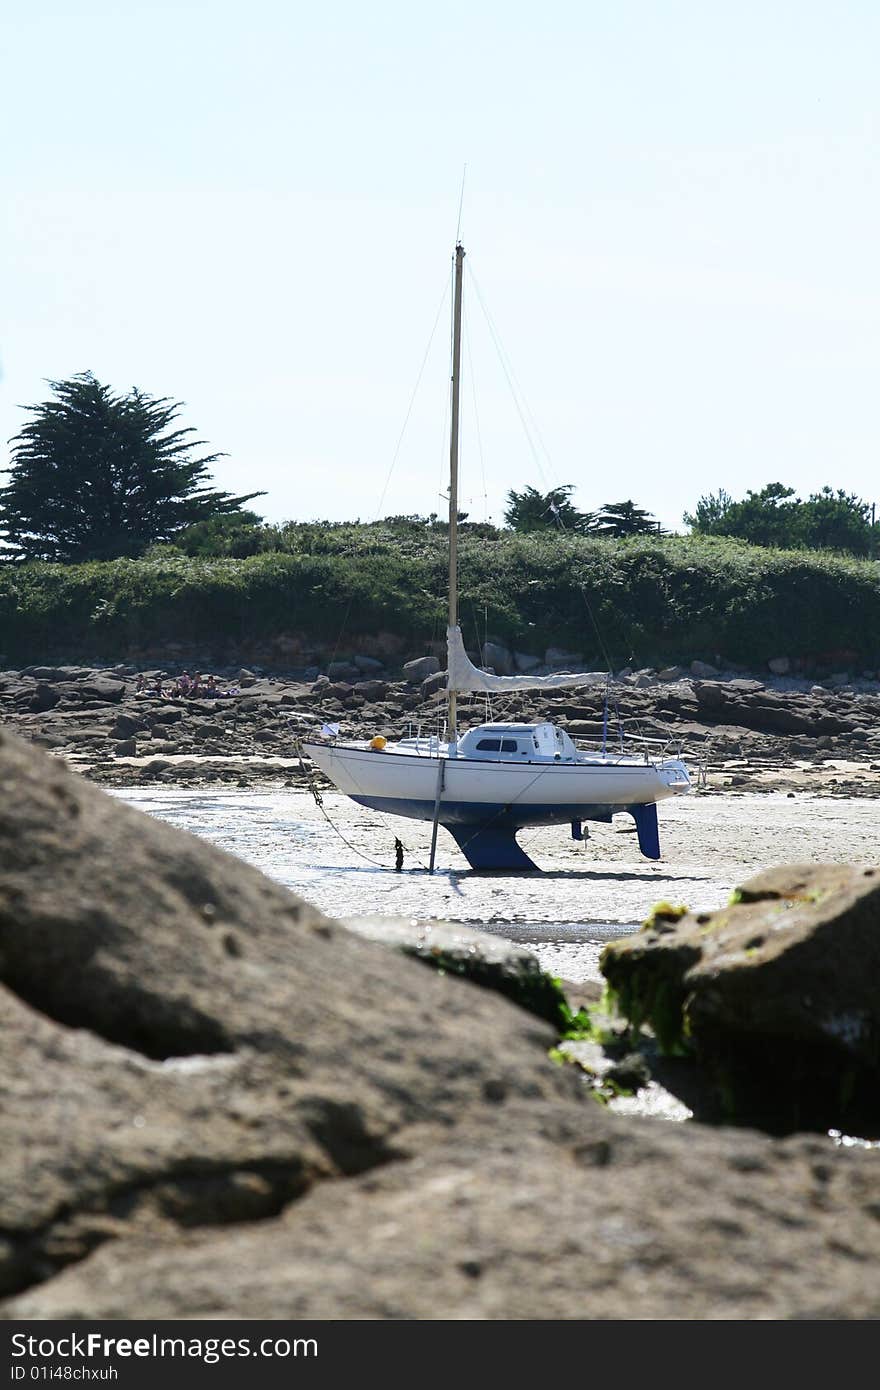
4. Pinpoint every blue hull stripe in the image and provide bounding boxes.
[349,795,630,828]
